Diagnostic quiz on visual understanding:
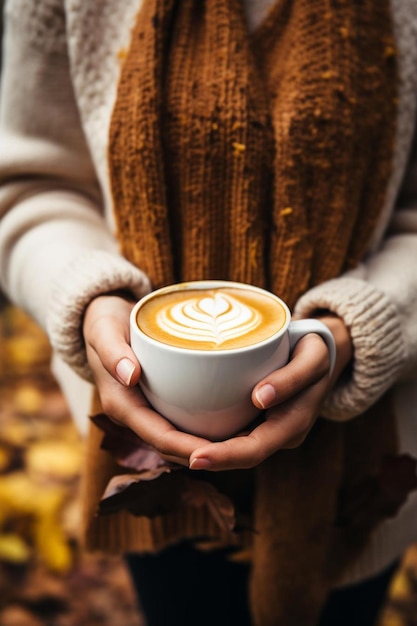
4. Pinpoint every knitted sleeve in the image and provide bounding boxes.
[294,277,407,421]
[294,201,417,421]
[0,0,150,381]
